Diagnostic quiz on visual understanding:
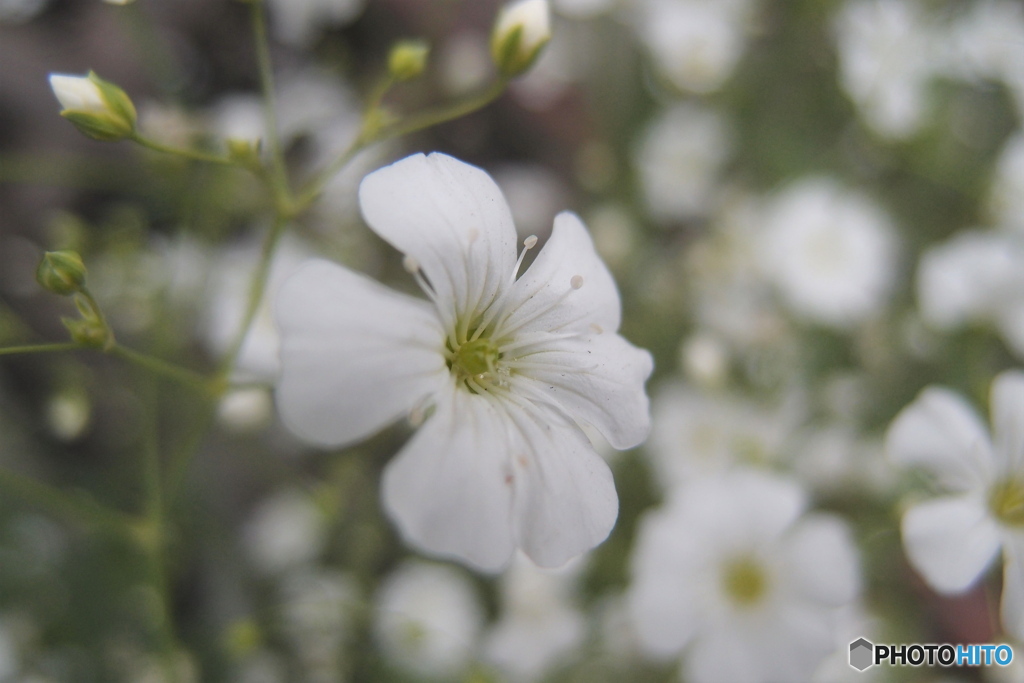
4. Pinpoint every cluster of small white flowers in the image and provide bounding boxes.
[835,0,1024,139]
